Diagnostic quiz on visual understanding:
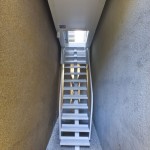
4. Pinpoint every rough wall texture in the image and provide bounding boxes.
[0,0,60,150]
[91,0,150,150]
